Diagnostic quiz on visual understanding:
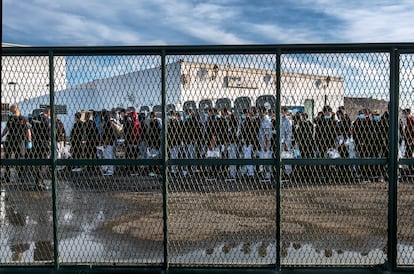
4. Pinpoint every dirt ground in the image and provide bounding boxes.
[104,180,414,257]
